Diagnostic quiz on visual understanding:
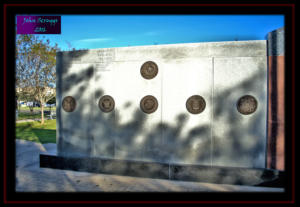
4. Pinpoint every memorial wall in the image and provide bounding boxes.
[56,40,267,168]
[40,27,285,185]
